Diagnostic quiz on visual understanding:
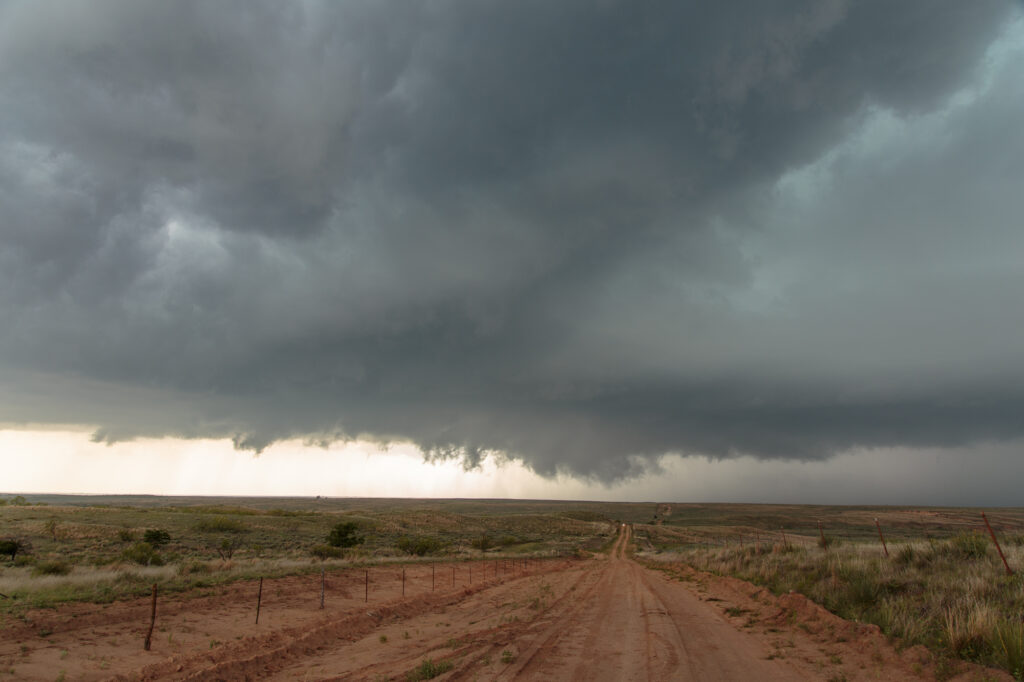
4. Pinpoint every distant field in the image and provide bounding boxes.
[635,502,1024,550]
[0,493,628,613]
[3,494,1021,612]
